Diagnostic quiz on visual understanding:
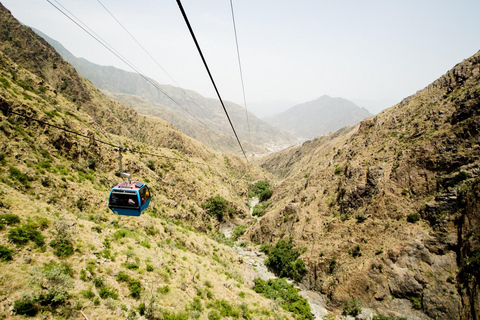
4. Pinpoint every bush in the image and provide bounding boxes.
[343,299,362,317]
[49,220,74,257]
[252,201,270,217]
[128,278,142,299]
[32,261,74,307]
[0,245,14,261]
[249,180,273,201]
[264,238,307,281]
[407,213,420,223]
[350,245,362,258]
[253,278,312,319]
[9,166,32,188]
[202,195,230,221]
[328,257,337,274]
[411,297,422,310]
[206,299,240,318]
[13,295,38,316]
[0,213,20,225]
[231,225,247,241]
[117,271,130,282]
[8,224,45,247]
